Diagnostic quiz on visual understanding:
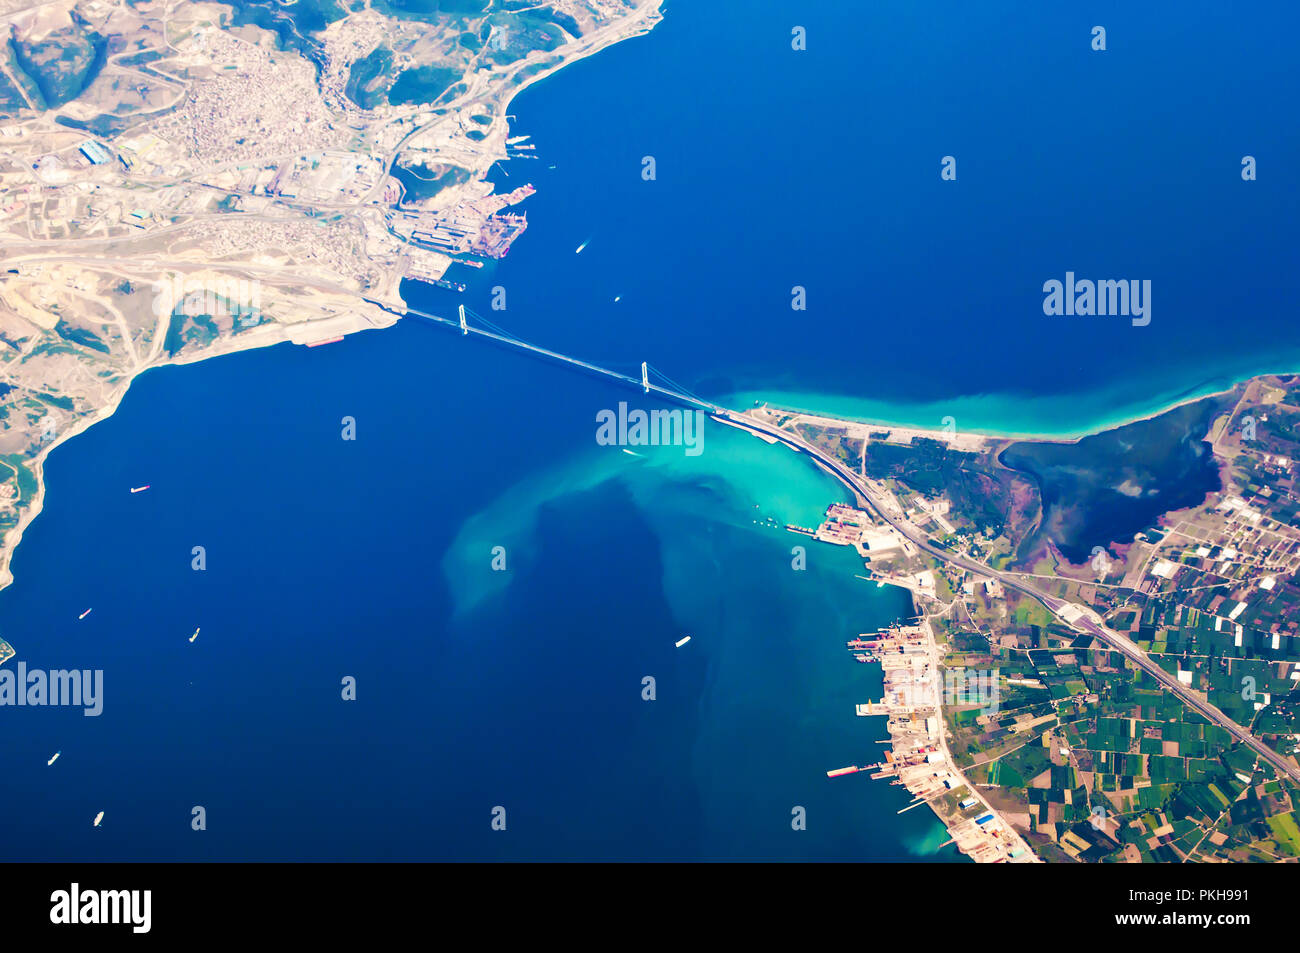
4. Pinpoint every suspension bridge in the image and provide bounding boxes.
[367,298,723,416]
[353,296,1300,784]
